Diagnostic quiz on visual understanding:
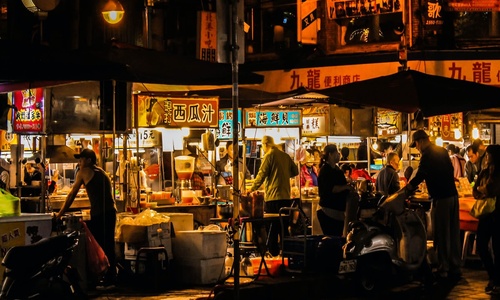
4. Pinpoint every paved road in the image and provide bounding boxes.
[89,262,492,299]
